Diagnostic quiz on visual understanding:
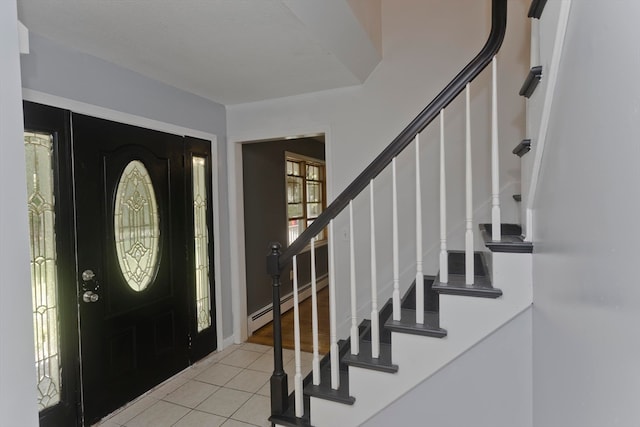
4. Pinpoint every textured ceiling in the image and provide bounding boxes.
[17,0,380,105]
